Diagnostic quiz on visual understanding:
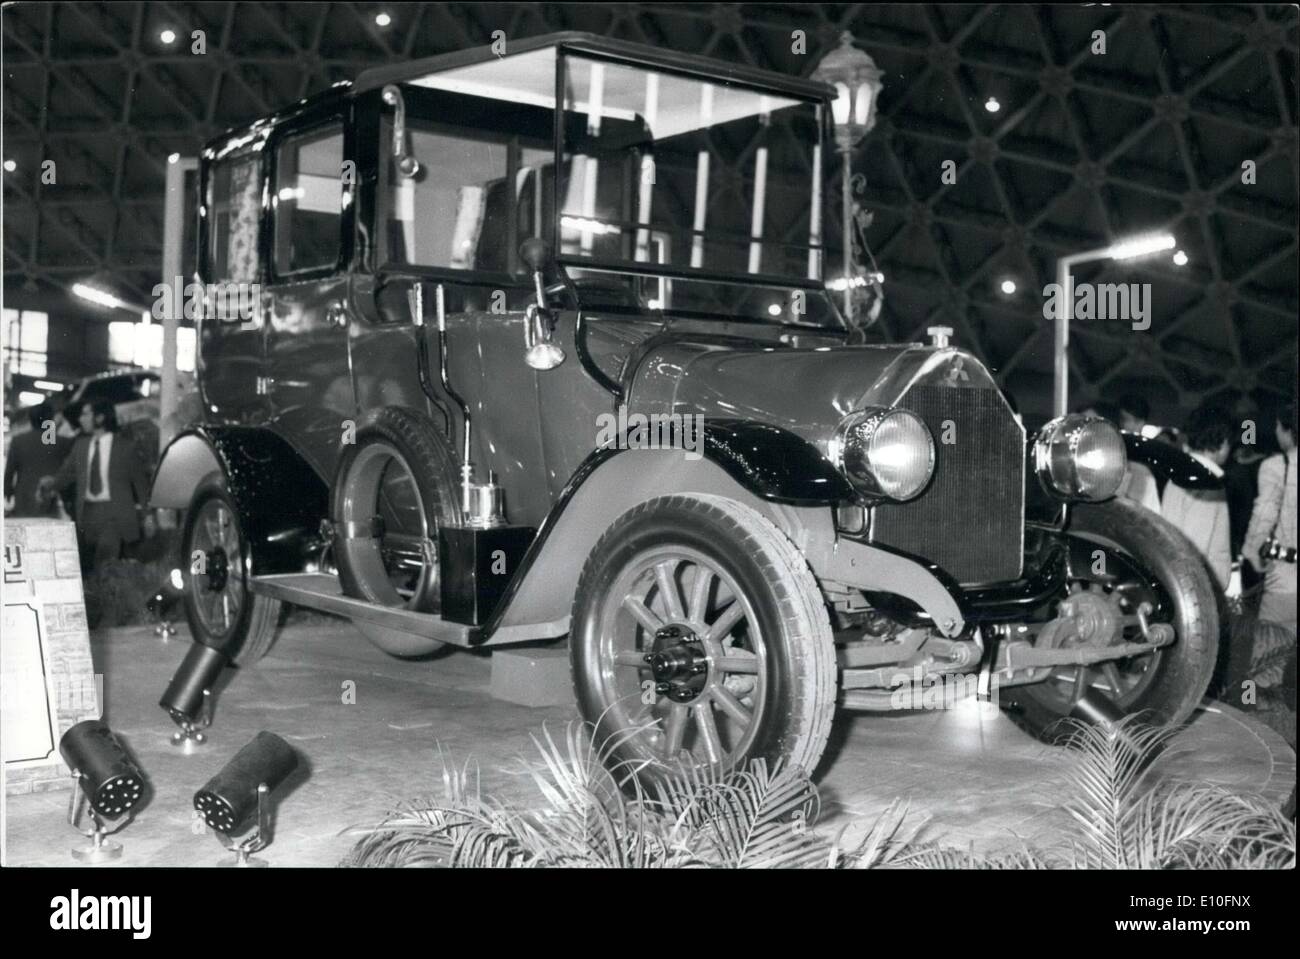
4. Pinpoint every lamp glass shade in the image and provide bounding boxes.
[855,81,874,126]
[831,82,851,125]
